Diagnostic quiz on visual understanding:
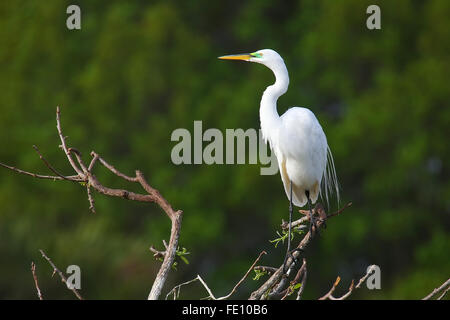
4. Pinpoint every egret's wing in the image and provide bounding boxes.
[277,152,308,207]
